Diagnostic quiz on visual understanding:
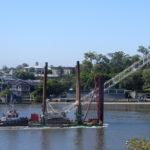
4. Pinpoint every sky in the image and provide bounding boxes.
[0,0,150,68]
